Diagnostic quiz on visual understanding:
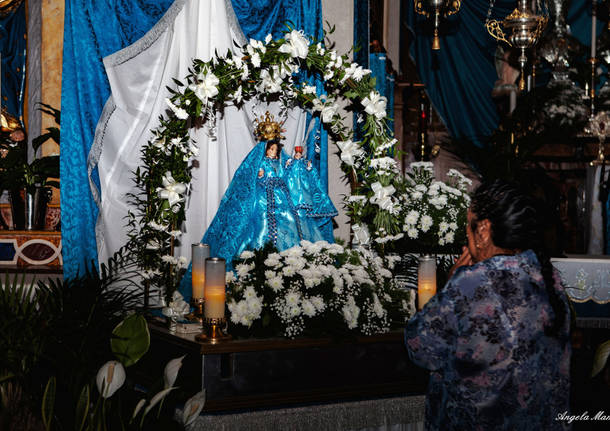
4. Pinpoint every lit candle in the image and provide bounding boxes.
[204,257,226,319]
[591,0,597,58]
[417,255,437,310]
[191,243,210,300]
